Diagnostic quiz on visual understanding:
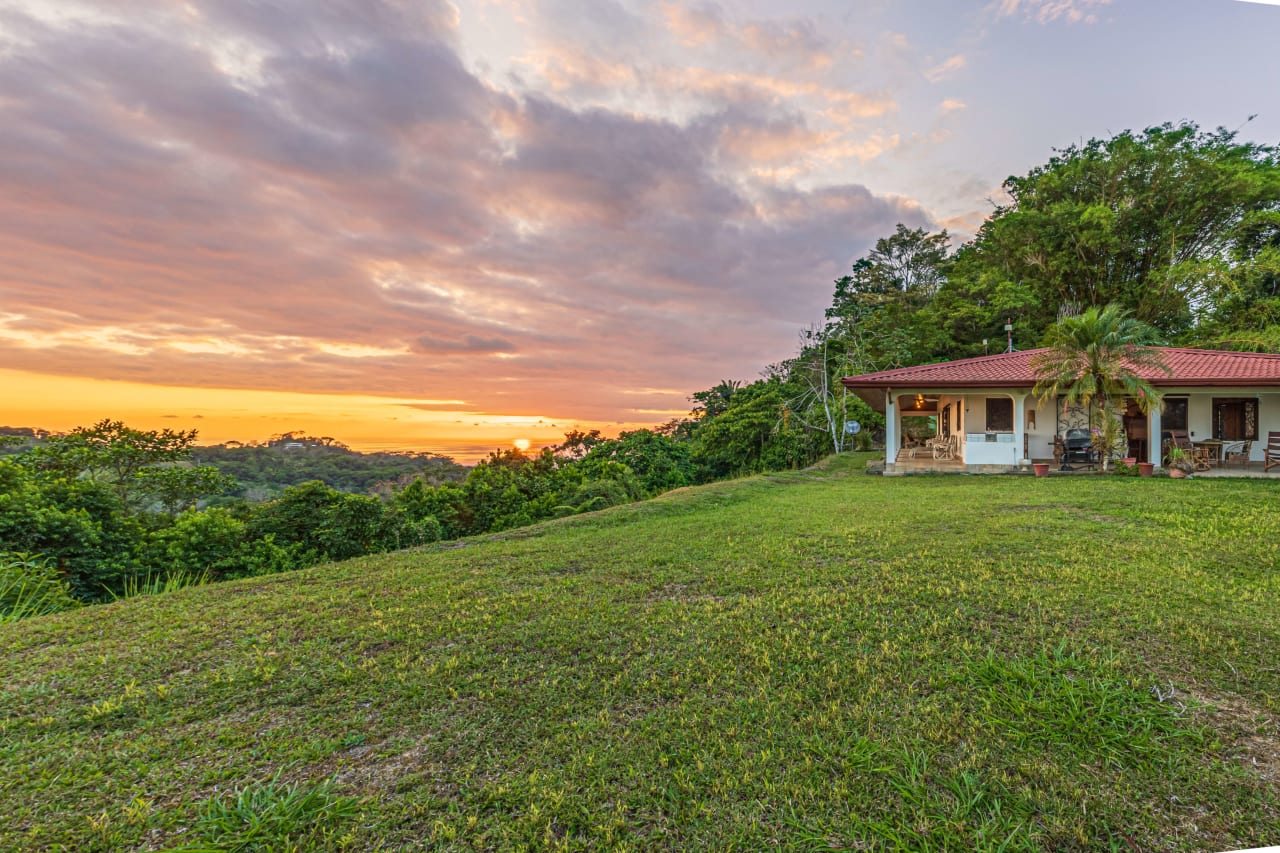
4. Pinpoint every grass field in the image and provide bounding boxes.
[2,455,1278,851]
